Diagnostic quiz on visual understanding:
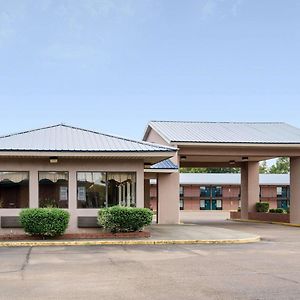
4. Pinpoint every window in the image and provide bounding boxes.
[77,172,136,208]
[107,173,136,207]
[200,199,206,209]
[212,186,222,198]
[0,172,29,208]
[39,172,68,208]
[277,186,290,209]
[179,186,184,197]
[277,187,283,196]
[200,186,211,198]
[179,198,184,210]
[77,172,106,208]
